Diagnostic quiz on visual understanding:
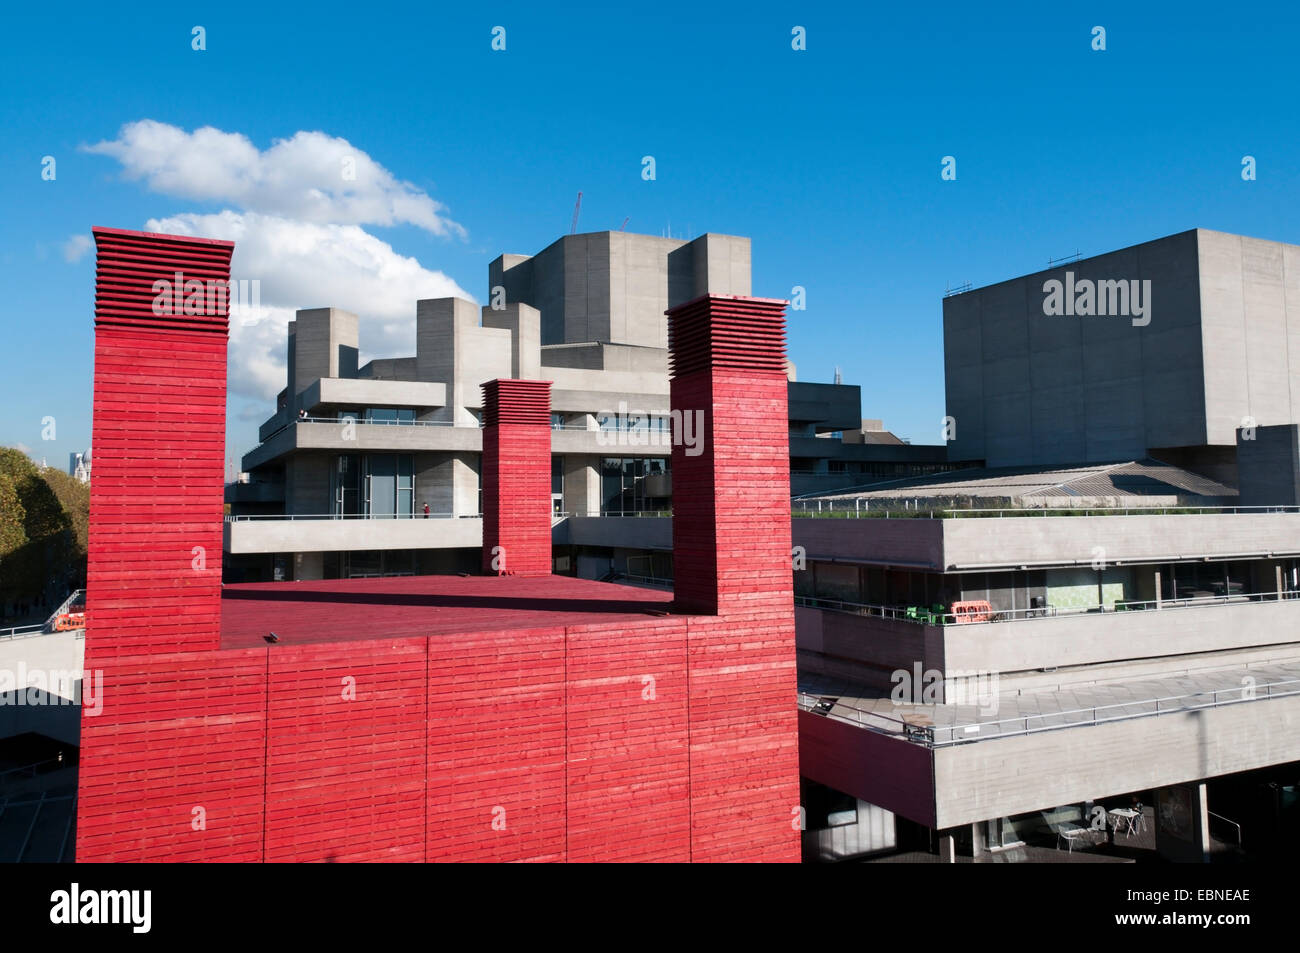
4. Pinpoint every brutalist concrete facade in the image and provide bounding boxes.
[944,228,1300,477]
